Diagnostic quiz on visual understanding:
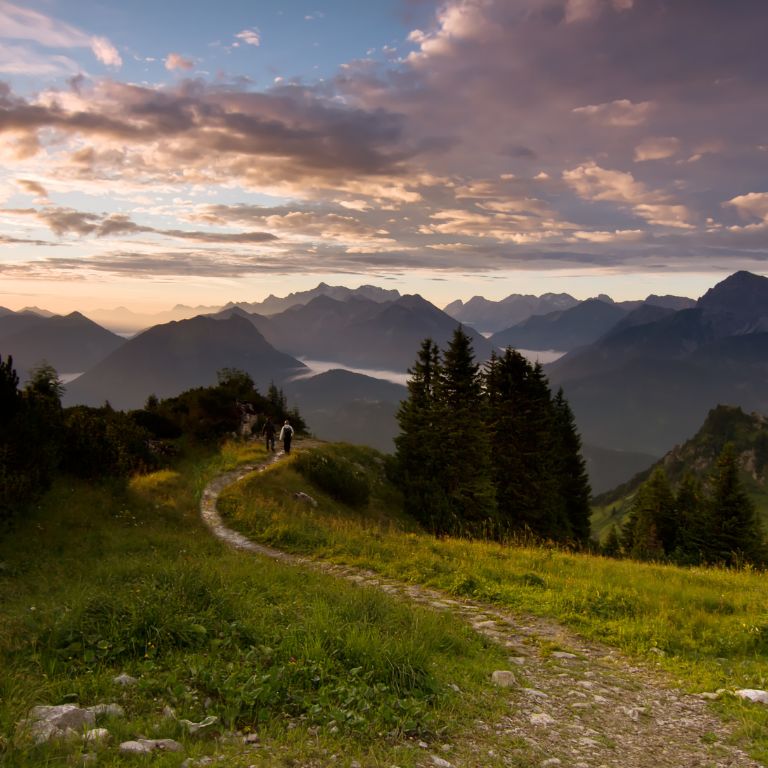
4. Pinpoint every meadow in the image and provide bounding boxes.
[0,442,520,767]
[220,442,768,762]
